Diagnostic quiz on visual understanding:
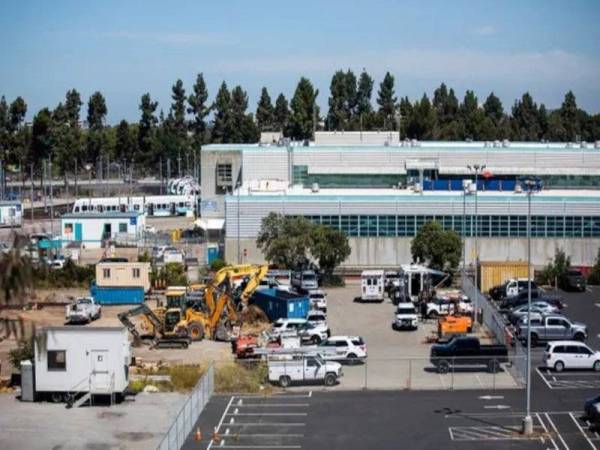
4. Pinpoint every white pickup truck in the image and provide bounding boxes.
[65,297,102,324]
[268,354,342,387]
